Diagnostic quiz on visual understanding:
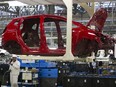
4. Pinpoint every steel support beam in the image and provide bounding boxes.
[62,0,74,60]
